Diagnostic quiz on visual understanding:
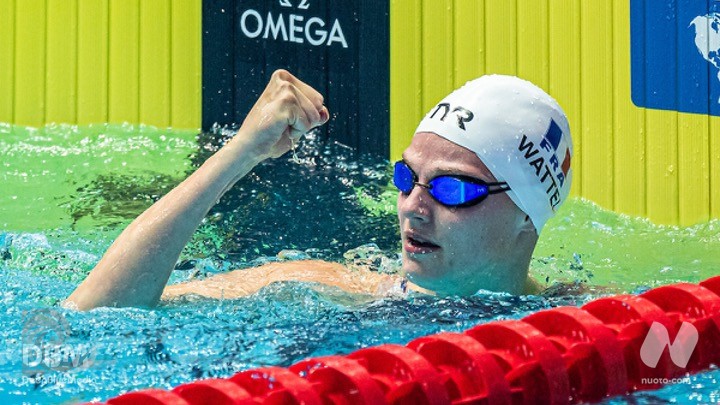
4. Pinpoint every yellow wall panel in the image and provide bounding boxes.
[580,1,614,209]
[548,0,581,196]
[484,1,517,76]
[14,0,46,126]
[390,0,422,159]
[645,109,679,224]
[517,0,548,89]
[4,0,718,224]
[3,1,201,131]
[139,0,170,127]
[108,0,139,123]
[453,0,485,88]
[46,0,78,124]
[0,0,15,123]
[171,0,201,129]
[711,119,720,218]
[77,0,109,124]
[421,0,453,112]
[612,0,645,217]
[678,112,709,224]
